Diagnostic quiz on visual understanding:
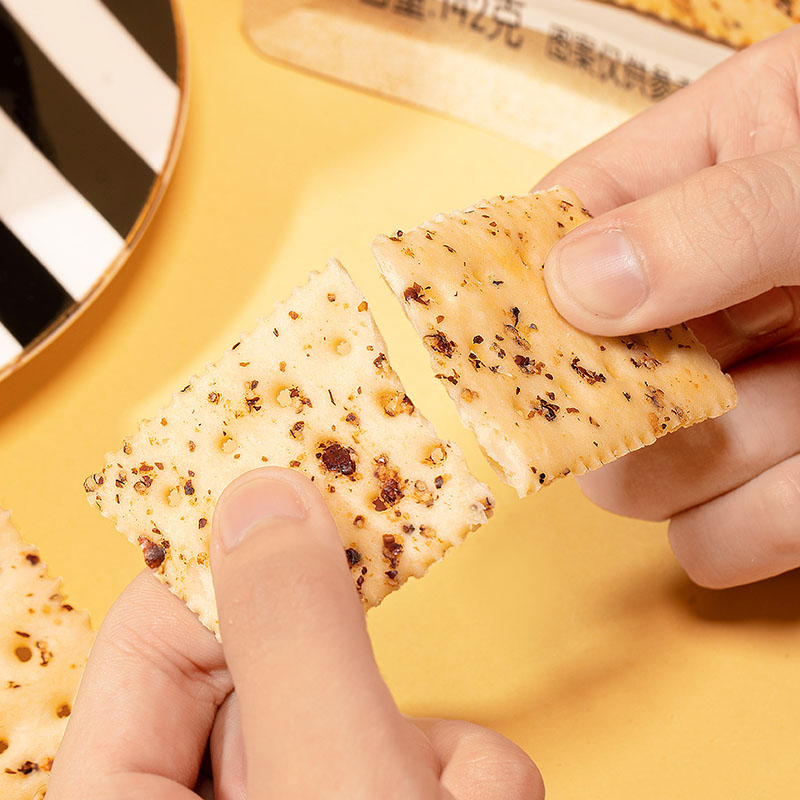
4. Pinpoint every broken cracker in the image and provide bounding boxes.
[372,187,736,497]
[0,509,93,800]
[85,259,493,637]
